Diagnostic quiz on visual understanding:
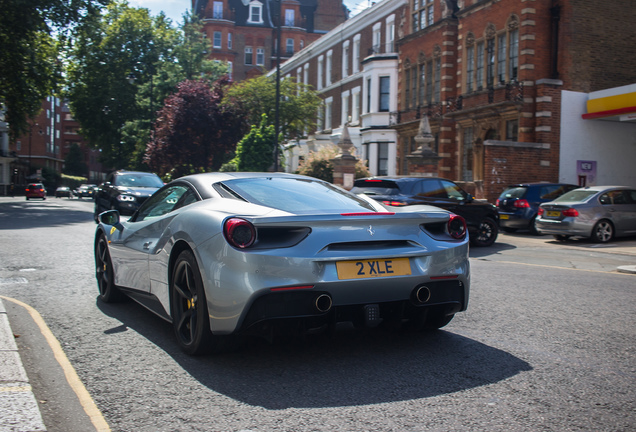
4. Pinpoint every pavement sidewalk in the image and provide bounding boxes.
[0,298,46,432]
